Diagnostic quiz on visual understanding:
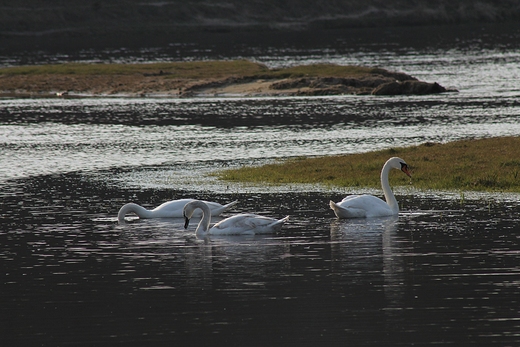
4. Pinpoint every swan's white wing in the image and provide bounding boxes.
[339,195,391,210]
[151,199,237,218]
[332,195,394,218]
[254,215,289,234]
[151,199,194,217]
[209,214,287,235]
[330,201,367,218]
